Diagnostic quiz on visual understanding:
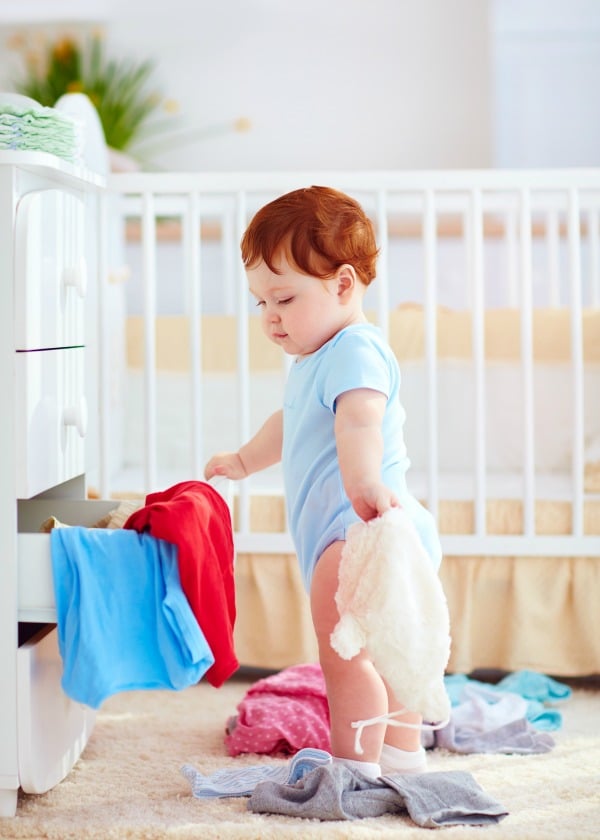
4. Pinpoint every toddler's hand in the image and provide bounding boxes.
[204,452,248,481]
[350,483,401,522]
